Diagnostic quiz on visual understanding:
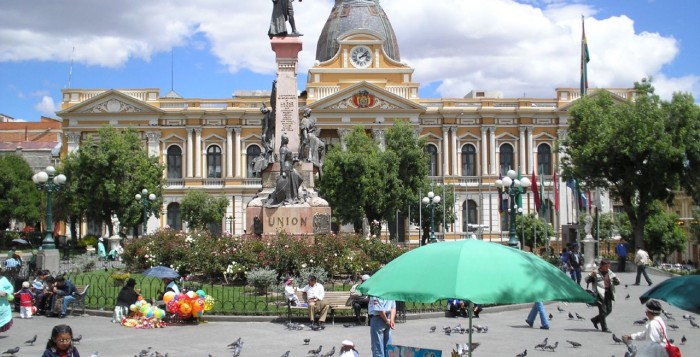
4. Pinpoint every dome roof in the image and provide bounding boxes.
[316,0,400,63]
